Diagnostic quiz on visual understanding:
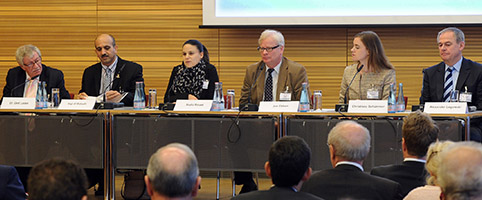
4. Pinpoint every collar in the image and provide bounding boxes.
[101,56,118,71]
[404,158,426,163]
[25,72,40,81]
[445,57,463,71]
[270,185,298,192]
[336,161,364,171]
[266,59,282,74]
